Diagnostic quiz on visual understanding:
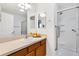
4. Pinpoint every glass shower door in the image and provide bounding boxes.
[57,8,78,55]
